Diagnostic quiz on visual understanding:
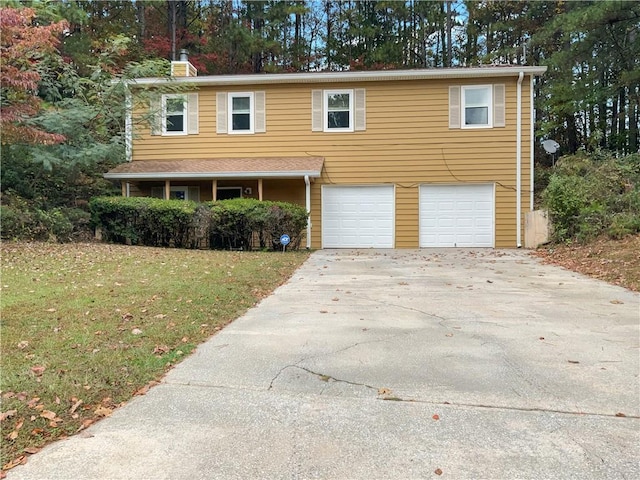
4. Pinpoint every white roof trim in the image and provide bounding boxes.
[104,170,322,180]
[125,66,547,87]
